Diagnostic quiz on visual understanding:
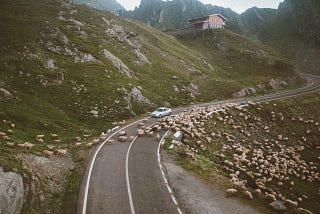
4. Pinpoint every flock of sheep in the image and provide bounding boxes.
[157,103,319,213]
[1,120,69,159]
